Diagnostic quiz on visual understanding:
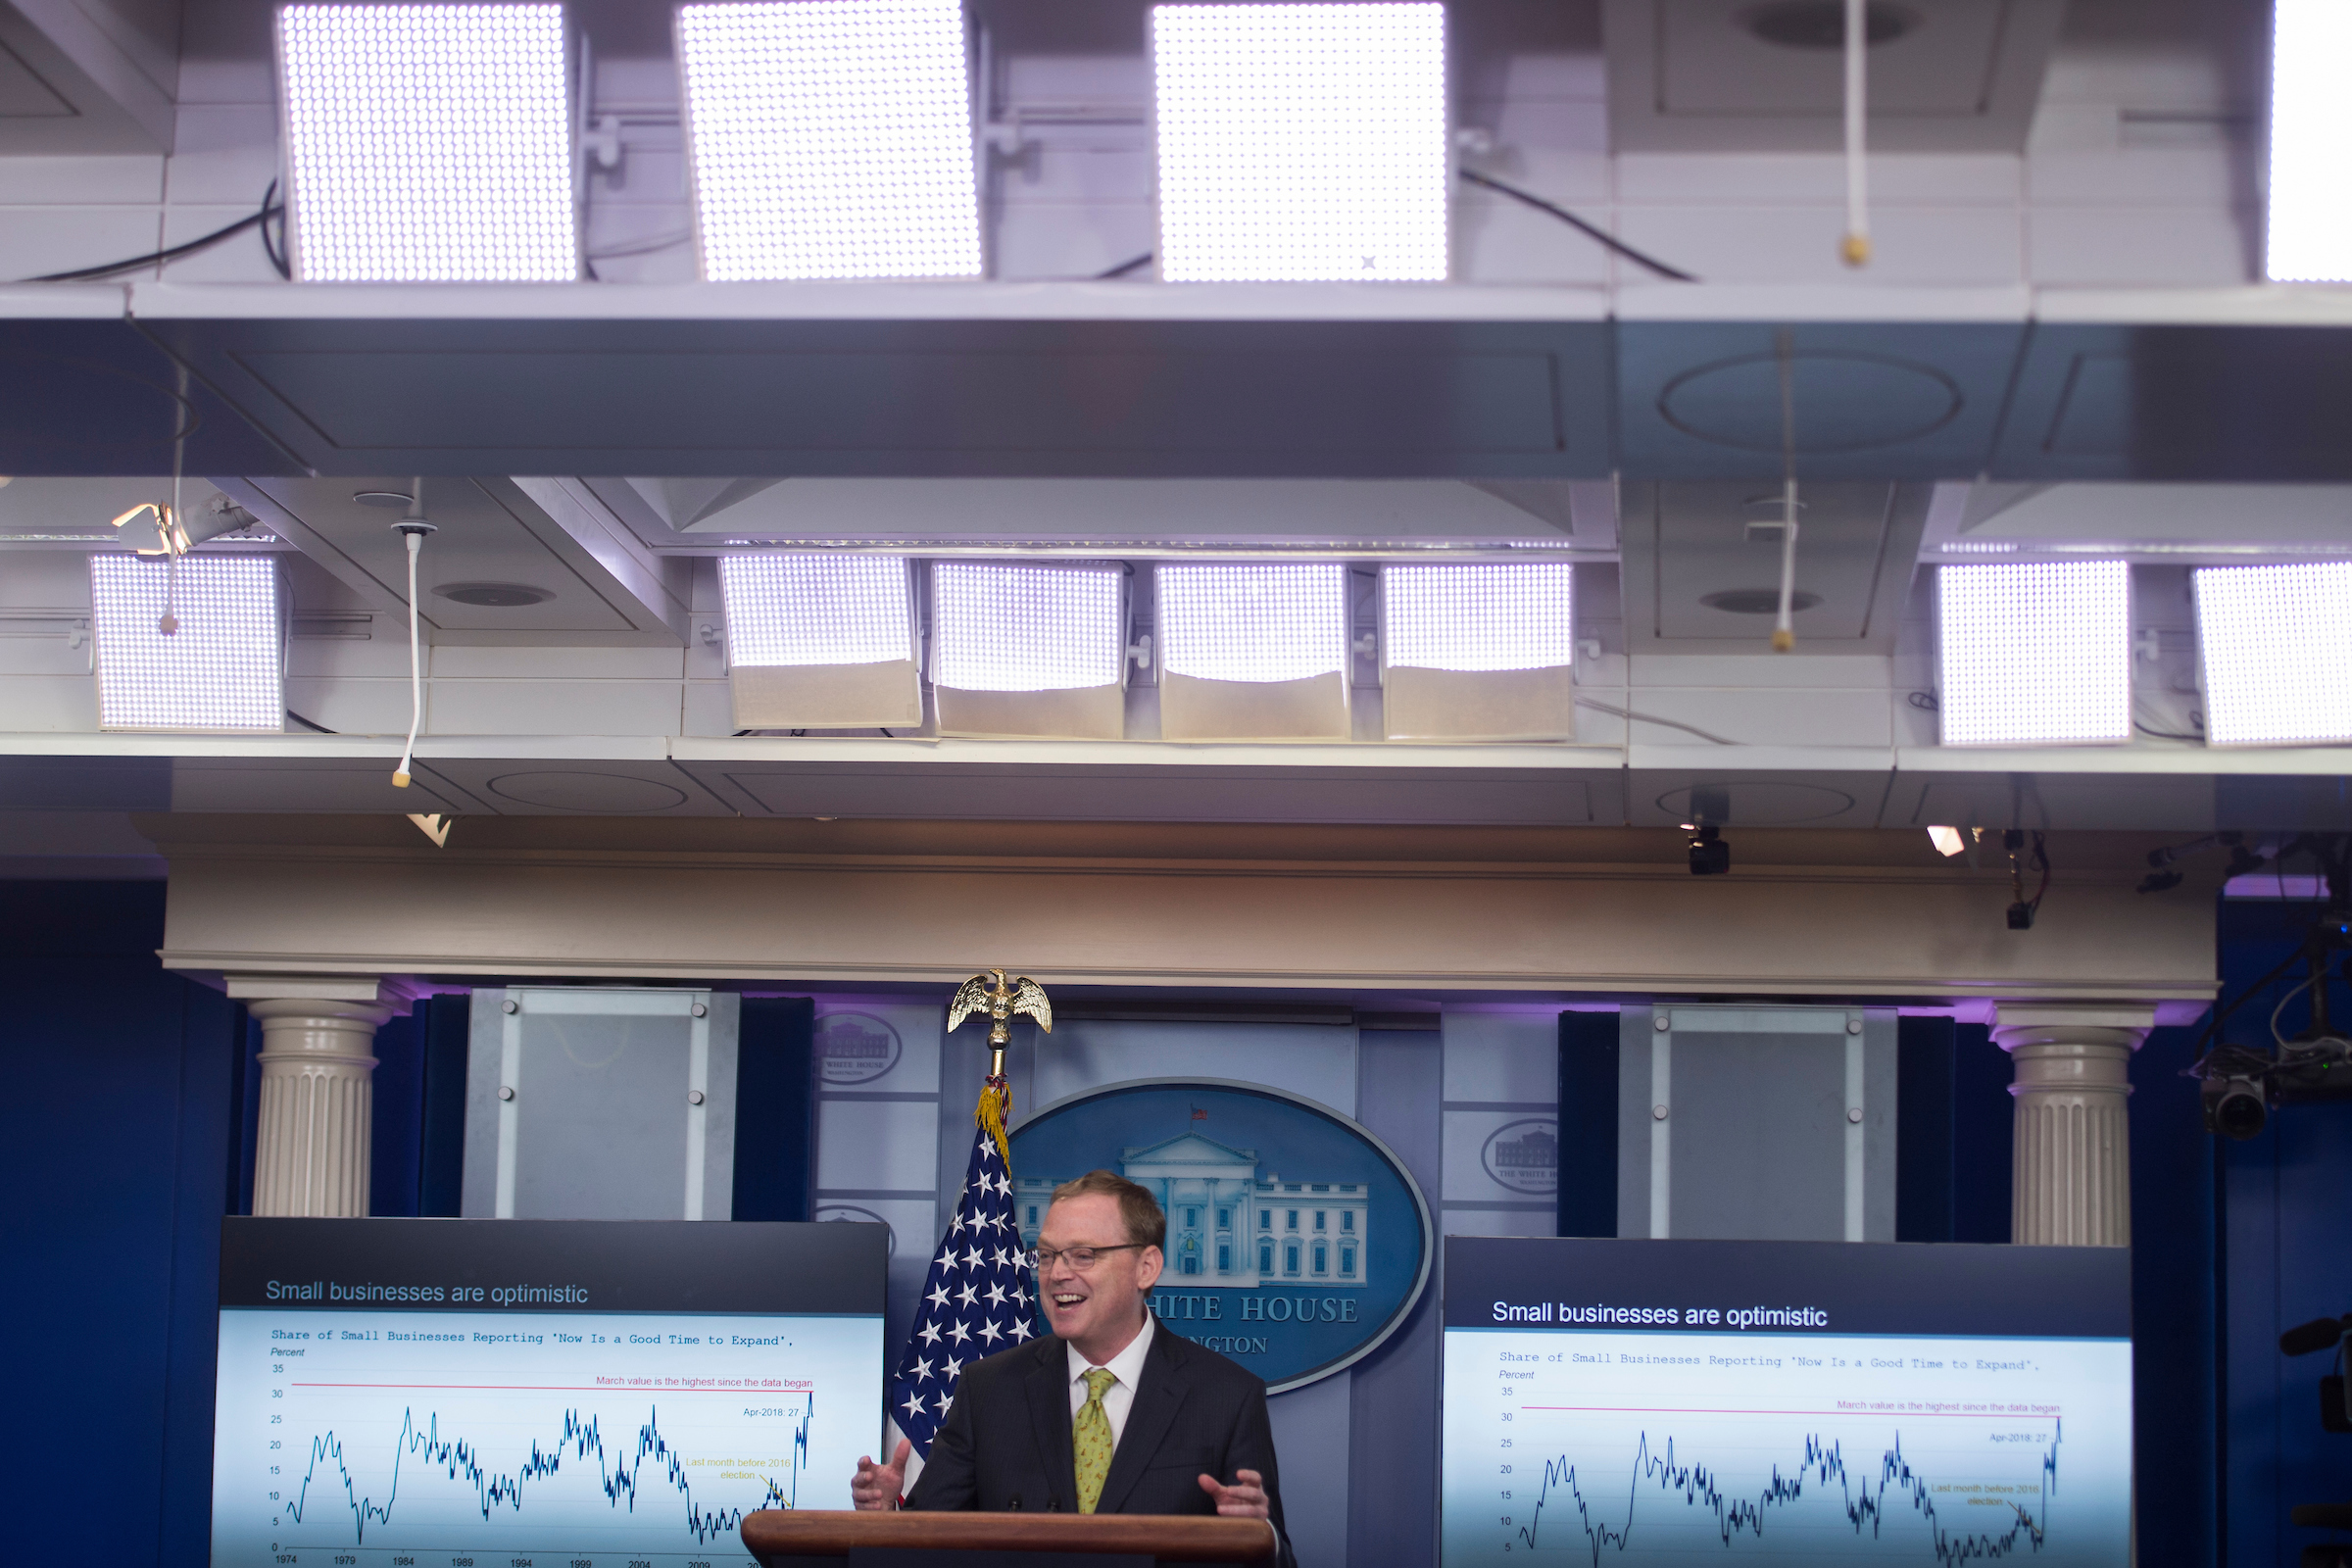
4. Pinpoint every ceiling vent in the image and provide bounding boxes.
[1602,0,2065,153]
